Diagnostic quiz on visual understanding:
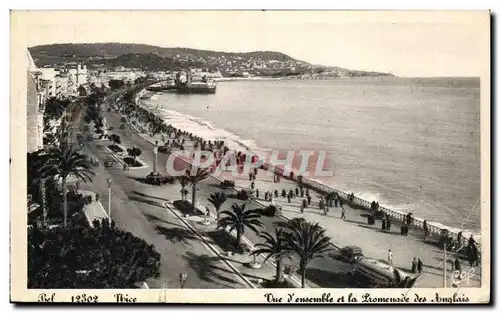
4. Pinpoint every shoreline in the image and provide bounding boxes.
[134,87,481,248]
